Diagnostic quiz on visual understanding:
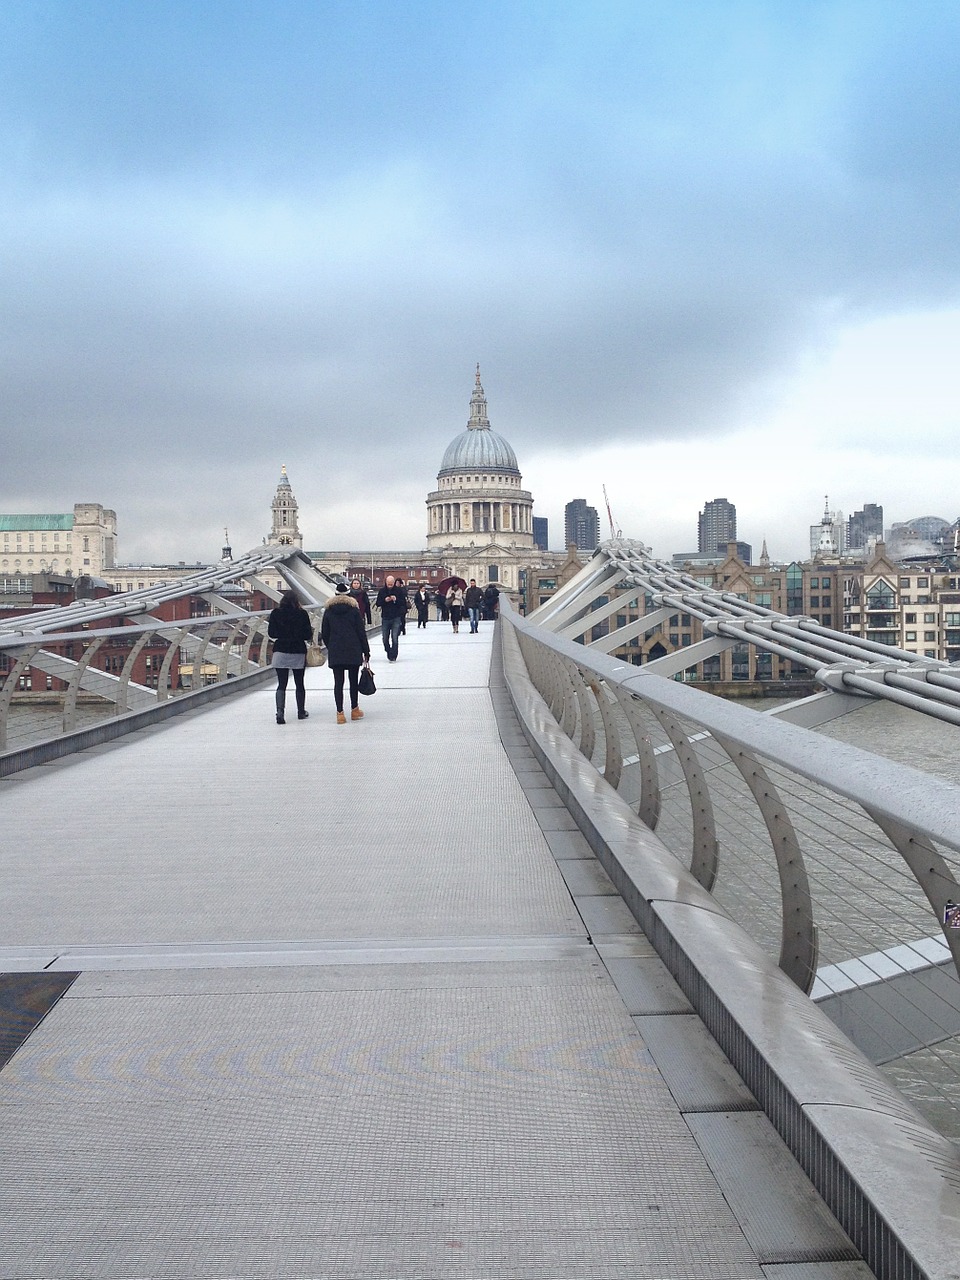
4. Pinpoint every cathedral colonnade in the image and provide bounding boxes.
[428,499,532,536]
